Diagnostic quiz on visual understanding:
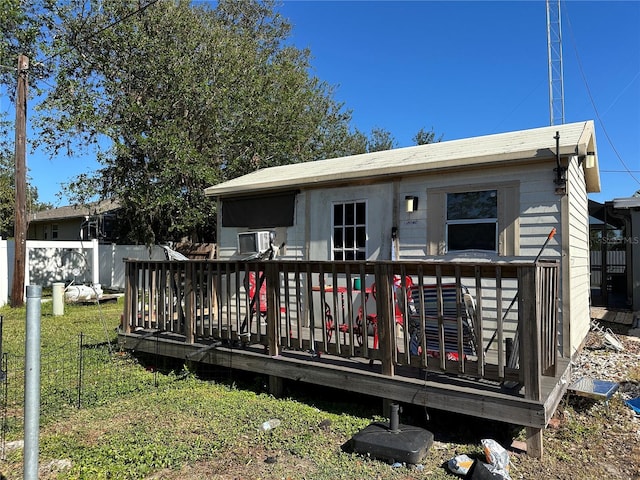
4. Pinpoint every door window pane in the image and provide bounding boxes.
[332,201,367,260]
